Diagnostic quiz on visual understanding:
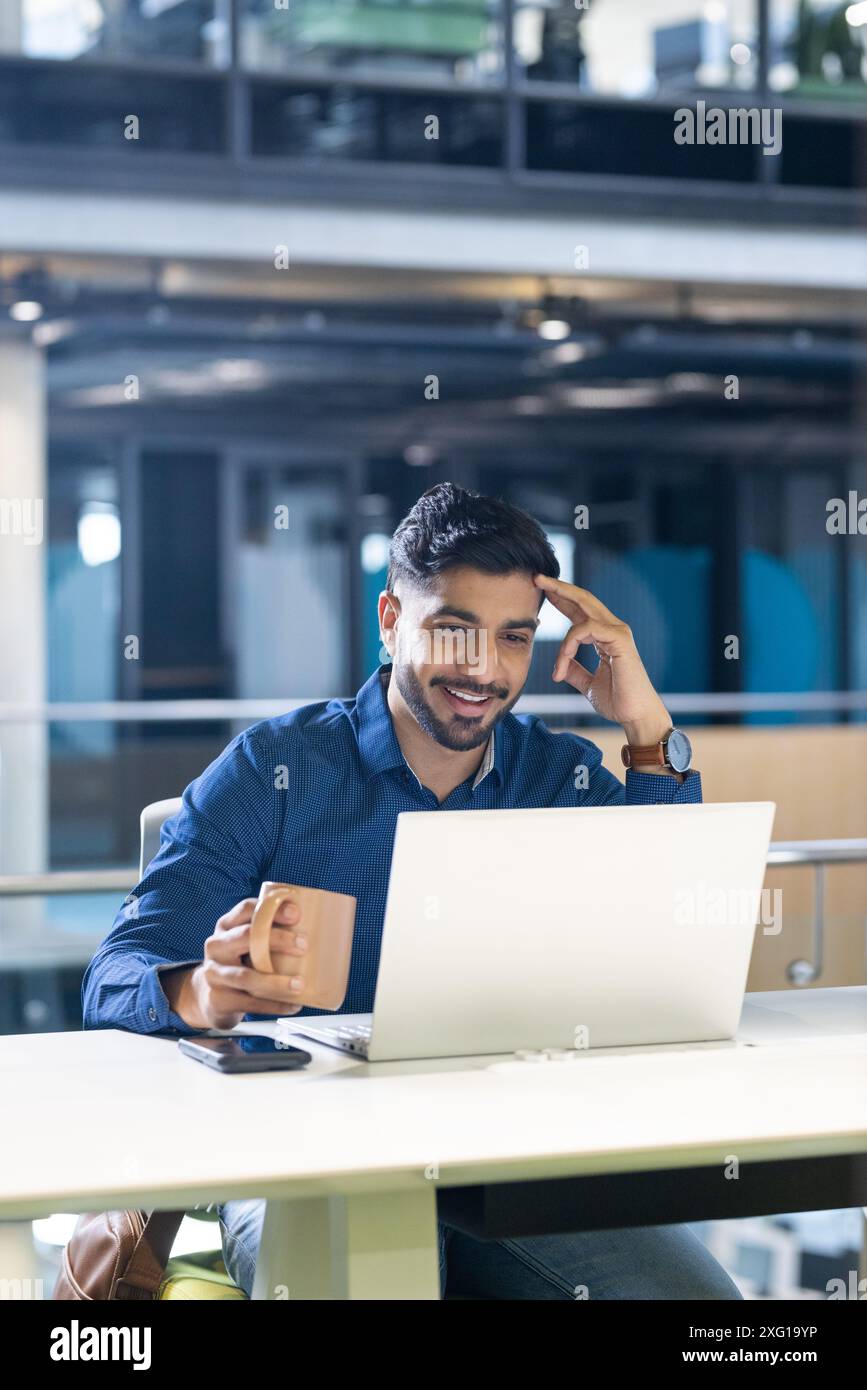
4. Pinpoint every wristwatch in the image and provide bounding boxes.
[621,727,693,773]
